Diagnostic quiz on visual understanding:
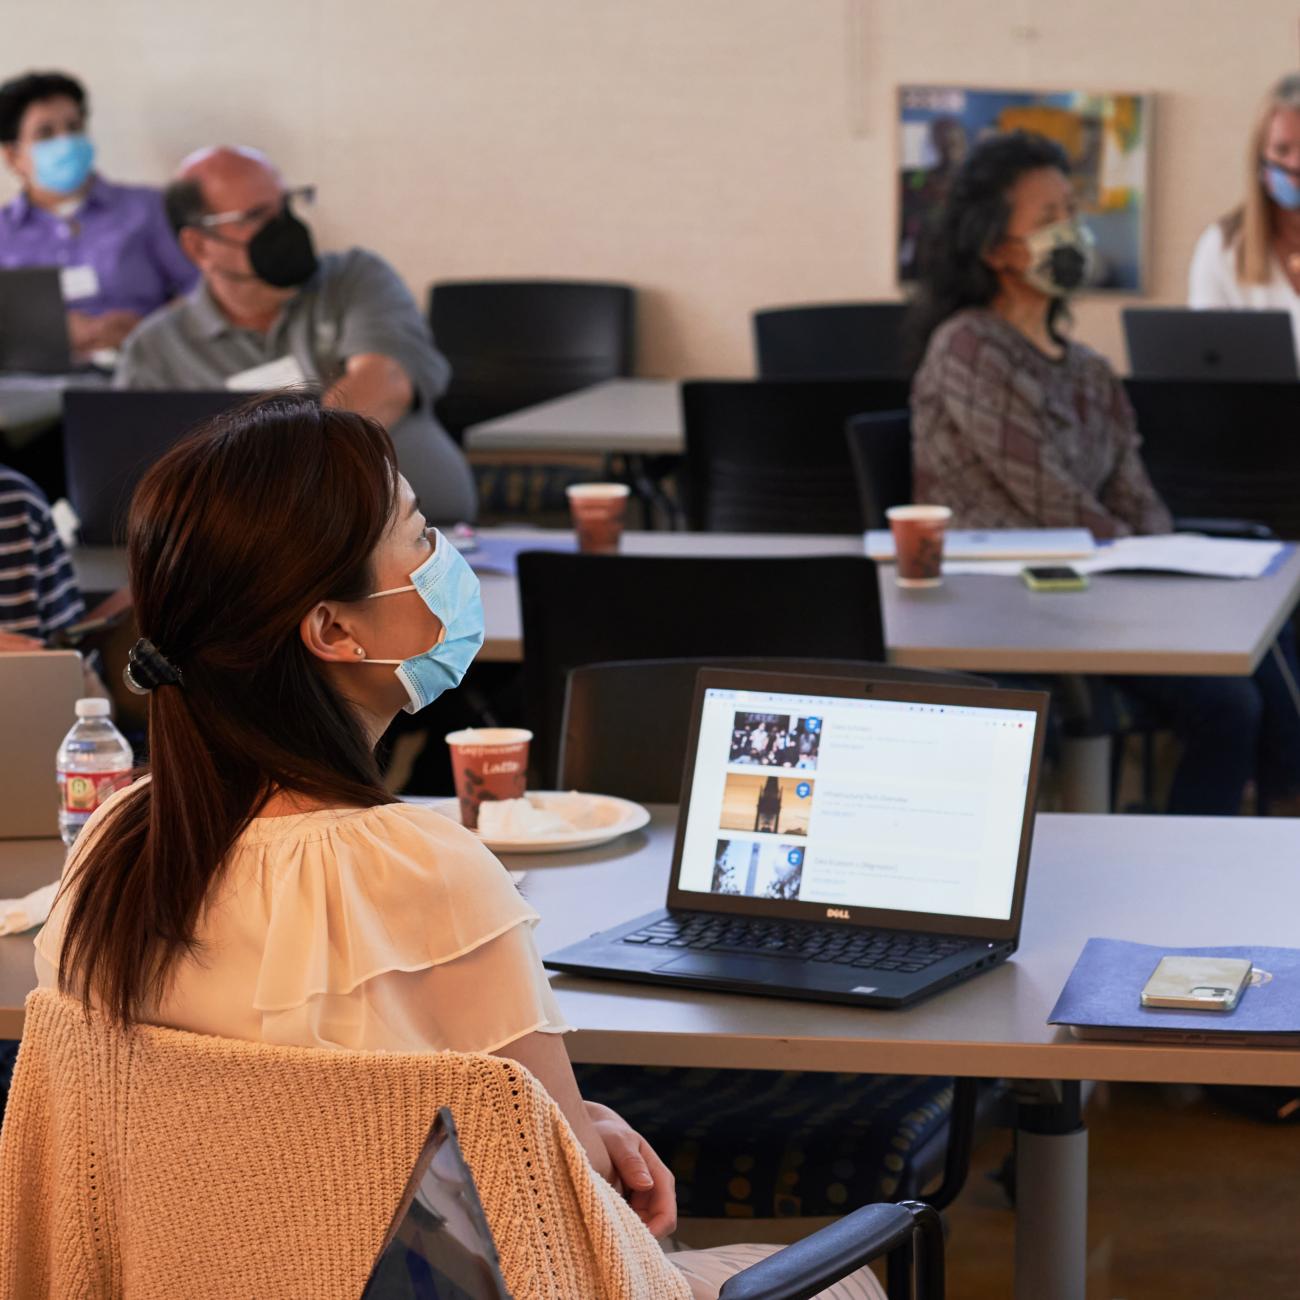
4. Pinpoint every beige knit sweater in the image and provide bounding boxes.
[0,989,691,1300]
